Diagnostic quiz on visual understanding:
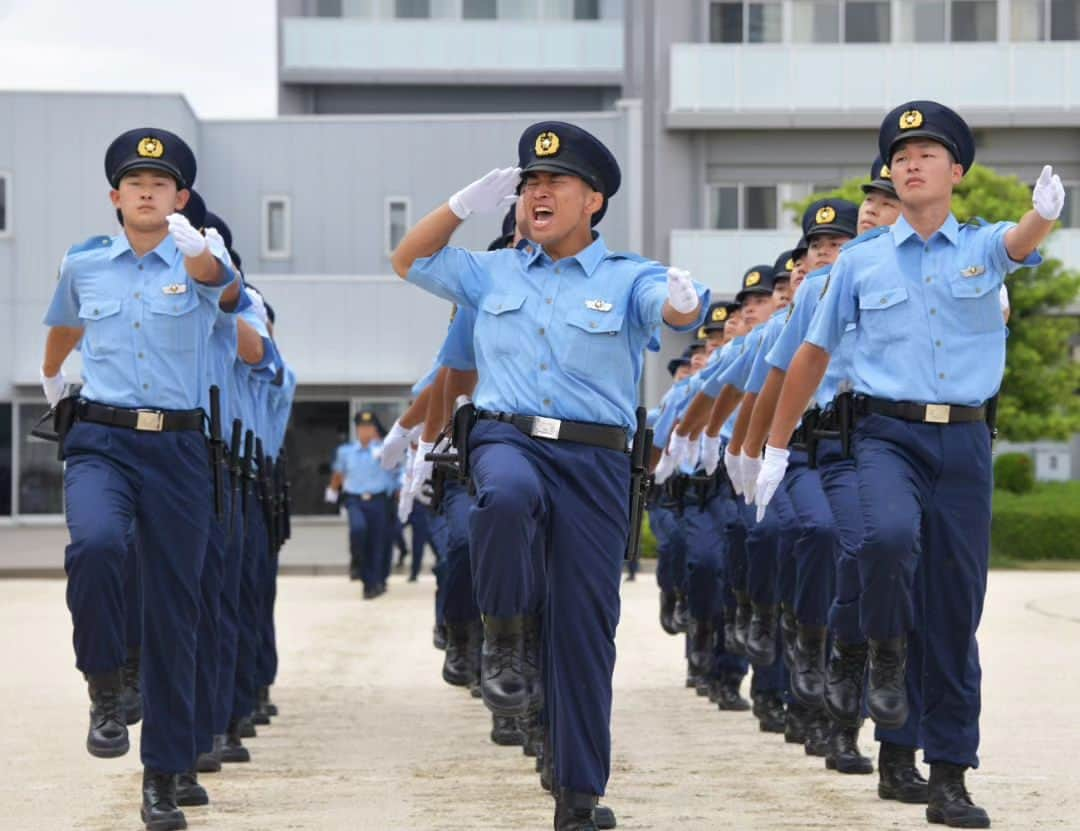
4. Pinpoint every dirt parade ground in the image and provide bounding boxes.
[2,556,1078,830]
